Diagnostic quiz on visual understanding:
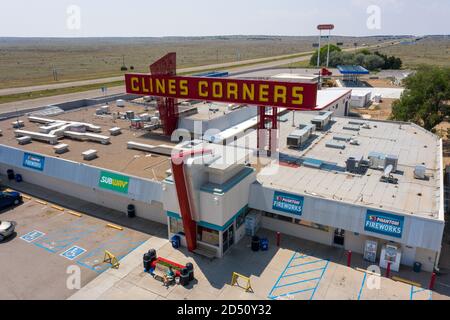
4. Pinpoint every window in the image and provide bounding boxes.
[169,217,184,235]
[294,219,329,232]
[235,207,249,229]
[197,226,219,247]
[264,212,329,232]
